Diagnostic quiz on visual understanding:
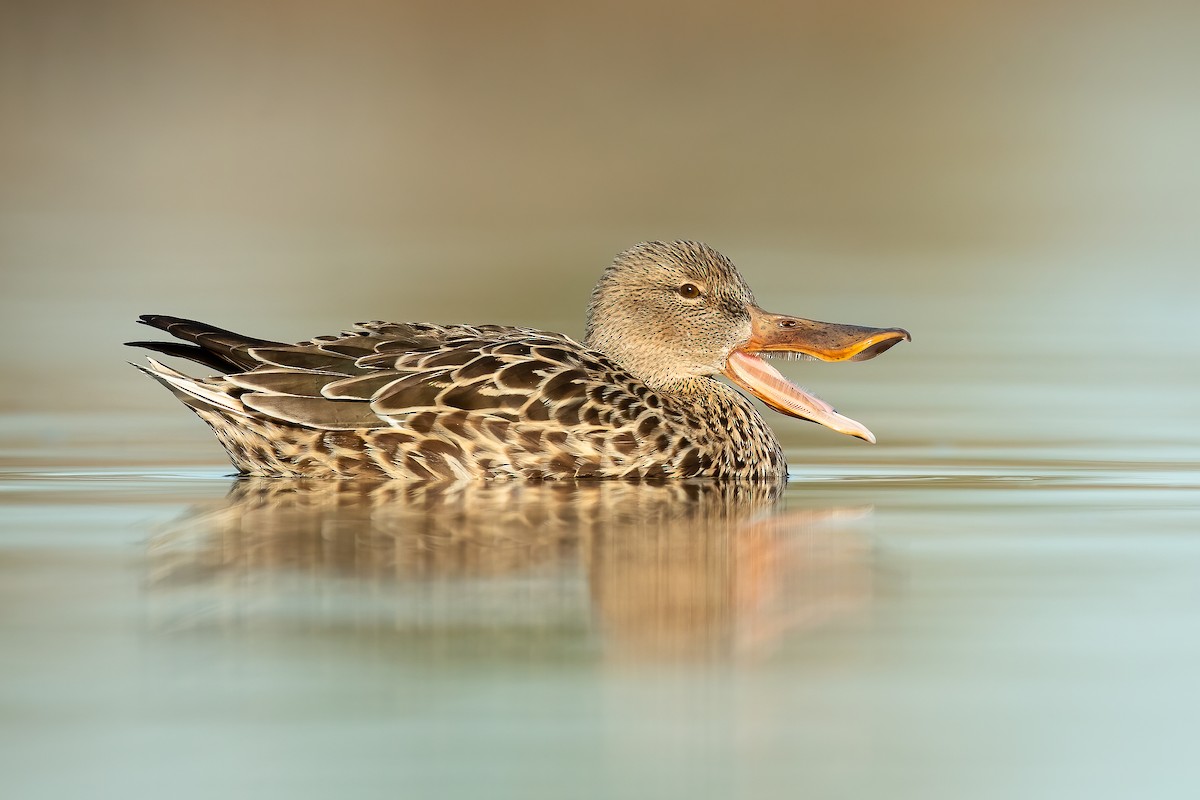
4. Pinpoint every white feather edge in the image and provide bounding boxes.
[140,358,250,416]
